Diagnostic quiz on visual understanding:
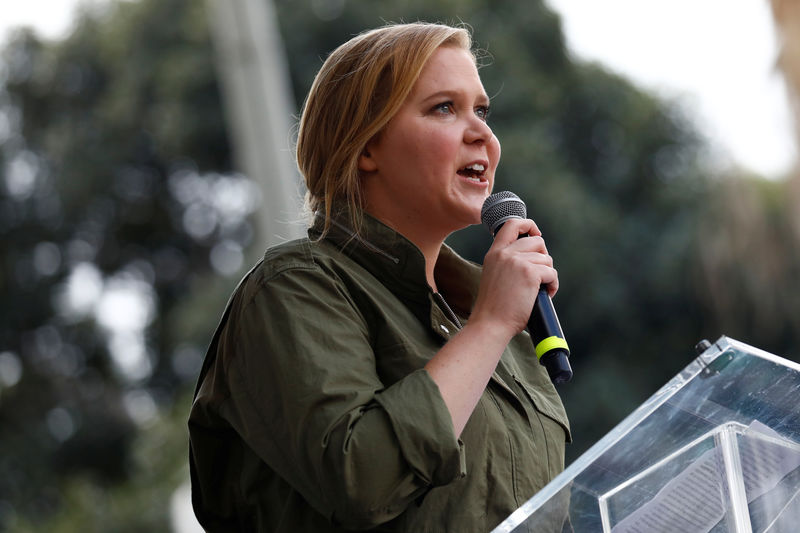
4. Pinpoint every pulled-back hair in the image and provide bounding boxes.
[296,22,473,236]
